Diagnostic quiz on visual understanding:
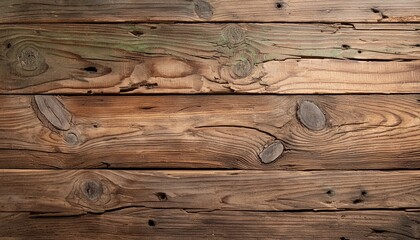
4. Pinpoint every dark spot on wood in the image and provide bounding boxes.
[93,124,98,128]
[87,90,92,94]
[130,30,144,37]
[223,25,245,45]
[340,237,349,240]
[64,132,79,145]
[82,180,103,201]
[148,219,156,227]
[194,0,213,20]
[33,95,72,131]
[297,101,327,131]
[232,58,253,79]
[155,192,168,201]
[140,106,155,110]
[276,2,283,9]
[84,66,97,73]
[361,190,367,196]
[371,8,380,13]
[352,198,363,204]
[358,50,362,53]
[259,140,284,164]
[6,43,11,48]
[342,44,351,50]
[150,26,157,30]
[326,189,334,197]
[371,228,386,233]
